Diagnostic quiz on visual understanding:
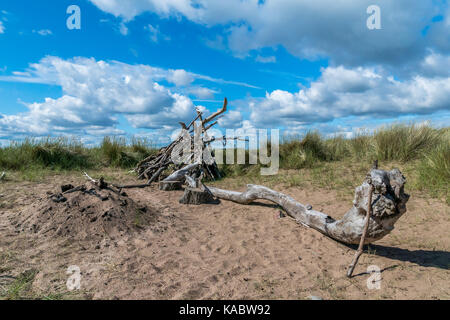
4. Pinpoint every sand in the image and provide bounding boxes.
[0,174,448,299]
